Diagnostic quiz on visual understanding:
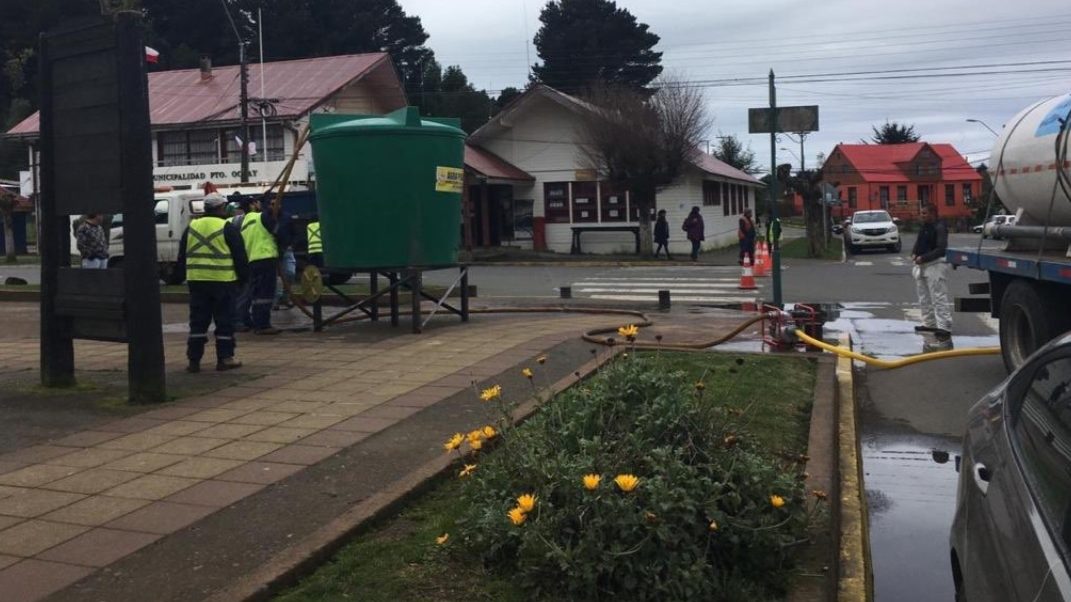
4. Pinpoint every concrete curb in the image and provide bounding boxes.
[206,348,621,602]
[835,334,873,601]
